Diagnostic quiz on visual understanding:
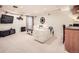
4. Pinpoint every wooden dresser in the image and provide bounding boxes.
[64,27,79,53]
